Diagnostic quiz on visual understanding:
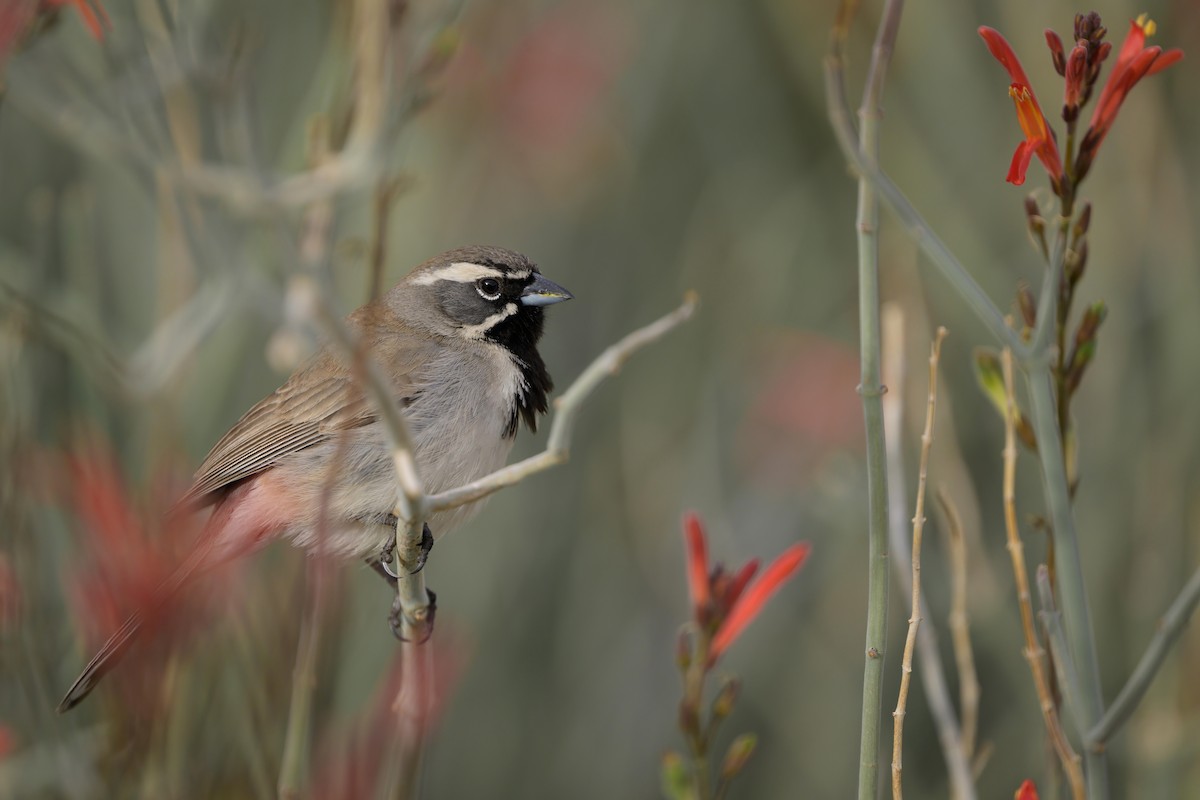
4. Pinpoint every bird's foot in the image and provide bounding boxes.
[388,589,437,644]
[403,523,435,574]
